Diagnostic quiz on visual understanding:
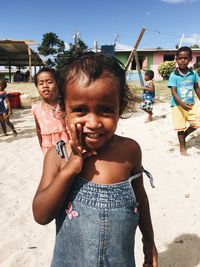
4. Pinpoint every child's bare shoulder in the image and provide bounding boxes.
[31,101,42,112]
[116,135,142,173]
[116,135,141,157]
